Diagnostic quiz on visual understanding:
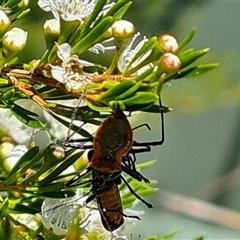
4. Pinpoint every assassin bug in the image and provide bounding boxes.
[63,97,165,231]
[66,150,149,232]
[90,171,125,231]
[64,97,165,160]
[71,152,141,232]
